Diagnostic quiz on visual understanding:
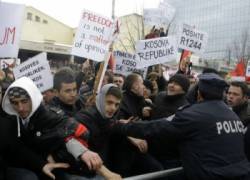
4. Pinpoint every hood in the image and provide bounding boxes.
[2,76,43,119]
[95,83,117,119]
